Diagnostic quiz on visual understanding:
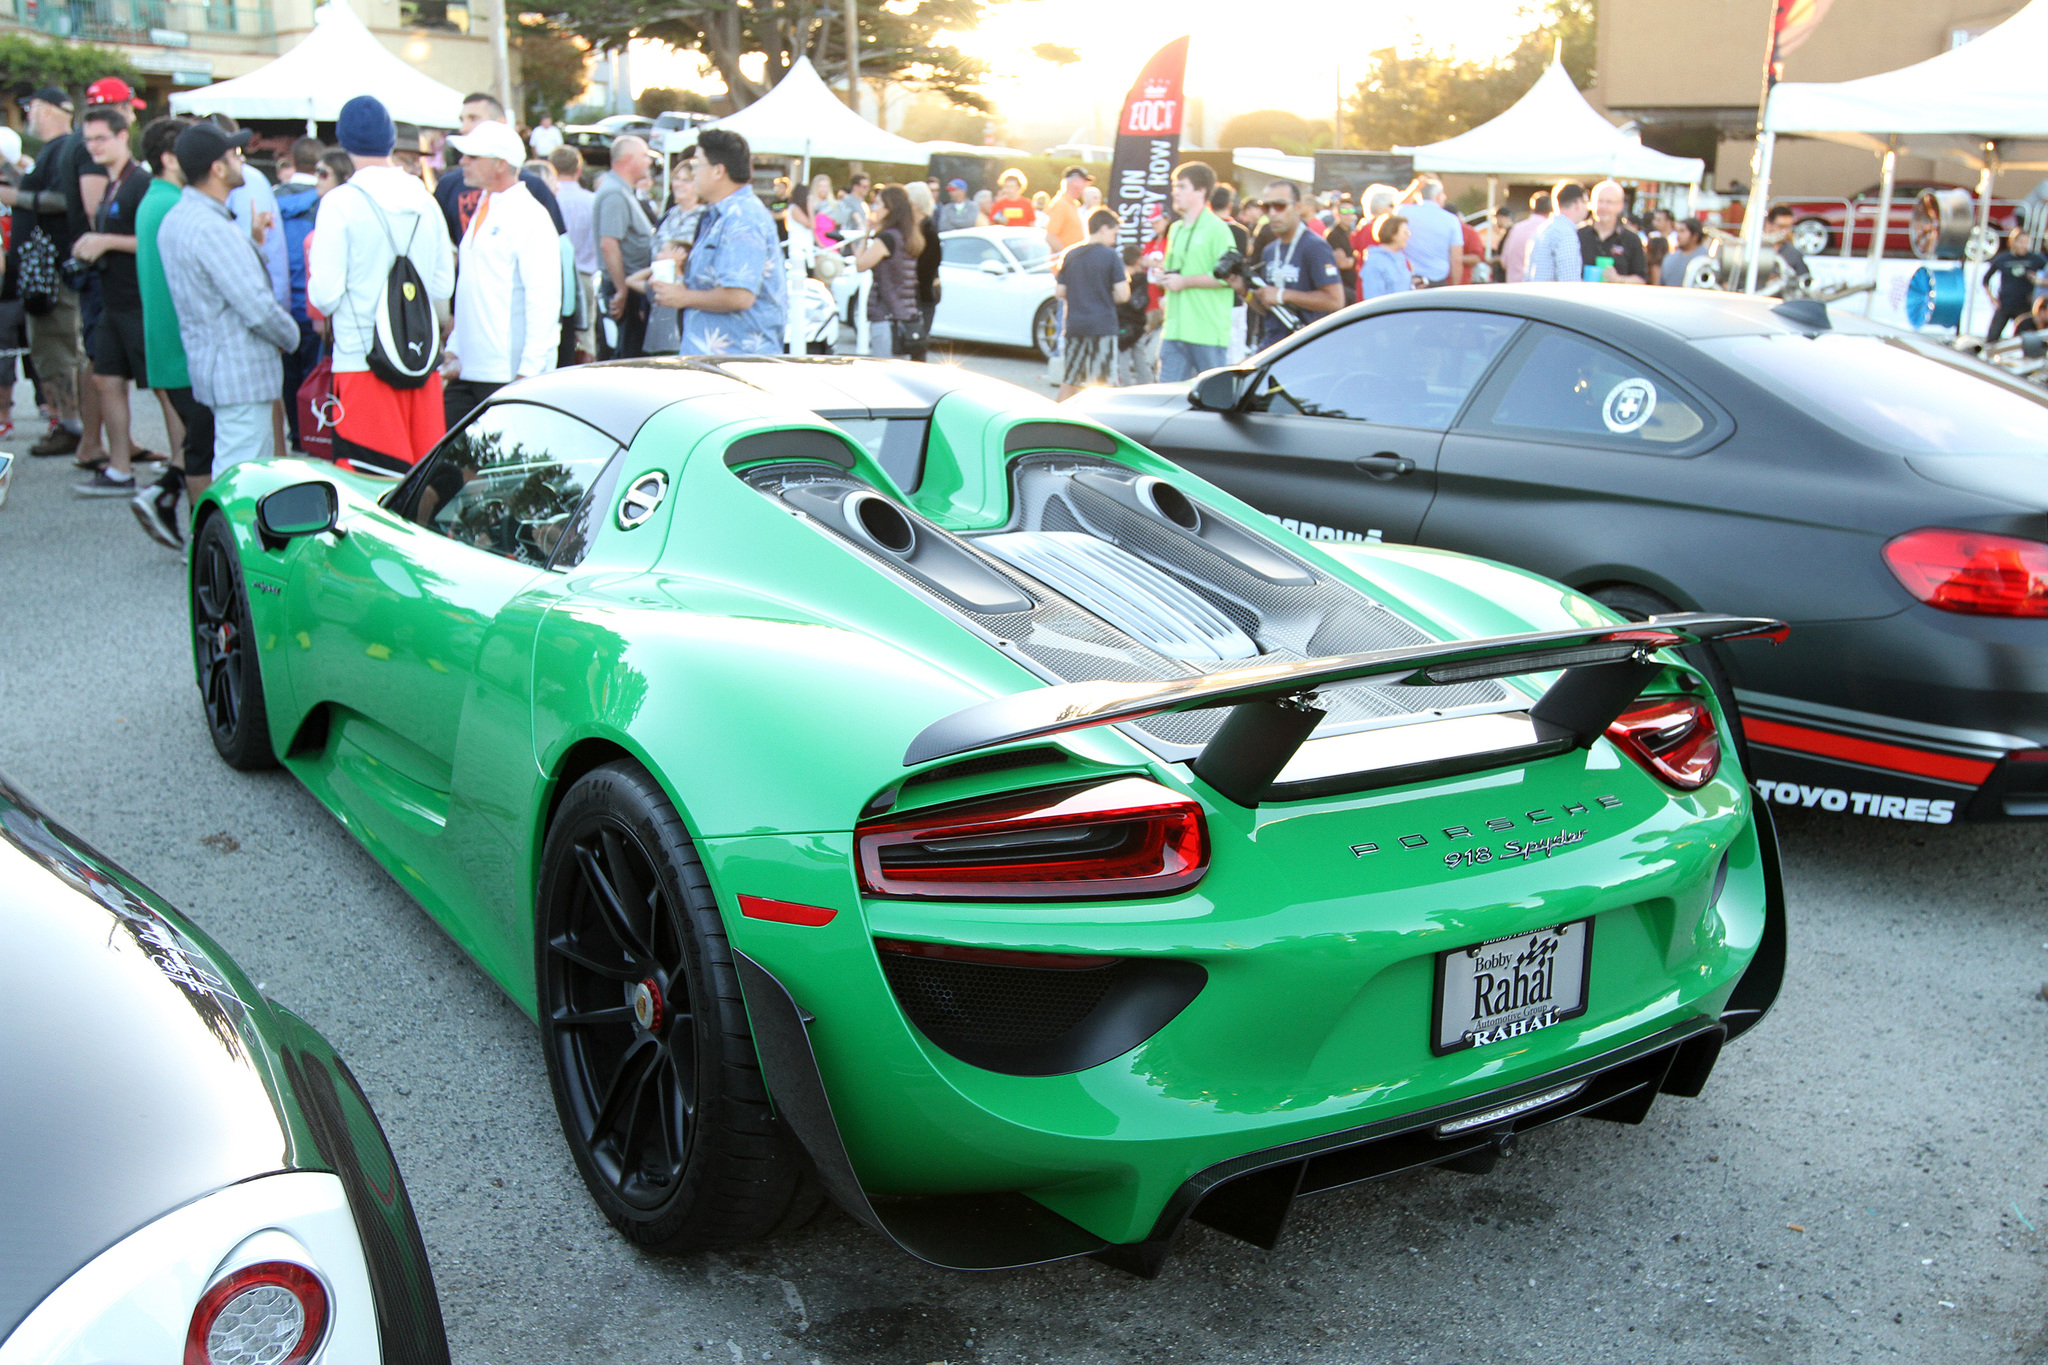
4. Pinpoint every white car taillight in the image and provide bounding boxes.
[185,1260,330,1365]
